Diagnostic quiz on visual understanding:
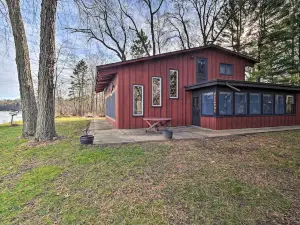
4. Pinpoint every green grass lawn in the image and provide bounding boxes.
[0,118,299,224]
